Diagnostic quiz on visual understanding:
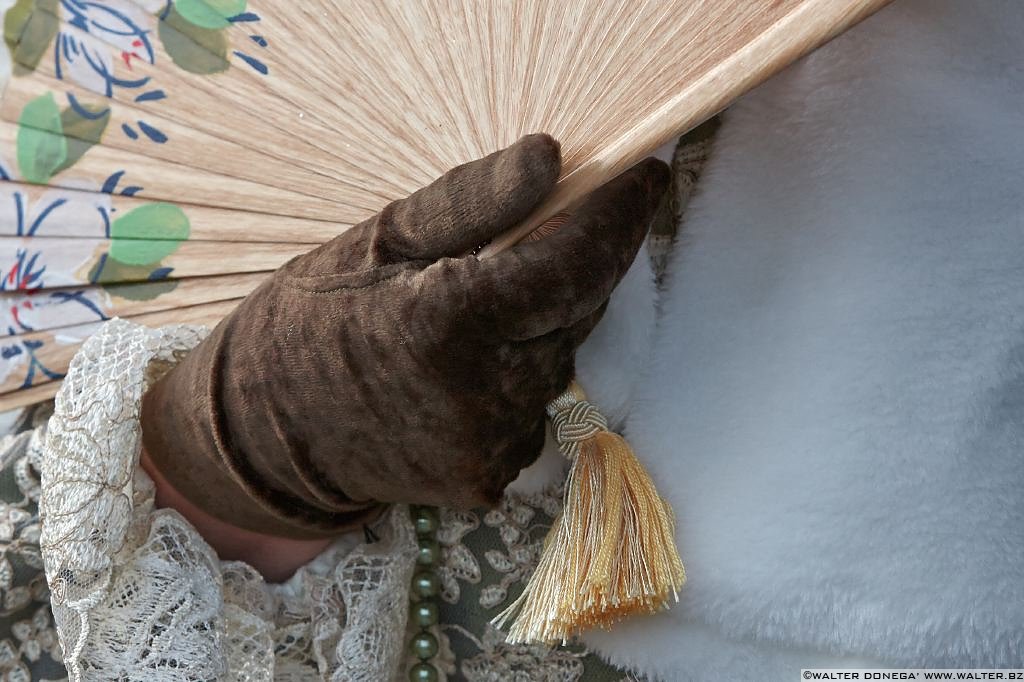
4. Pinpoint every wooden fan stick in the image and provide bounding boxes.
[0,297,242,400]
[1,381,62,411]
[0,122,345,221]
[0,237,308,289]
[0,272,266,335]
[479,0,891,258]
[0,180,345,243]
[0,75,369,207]
[249,2,489,184]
